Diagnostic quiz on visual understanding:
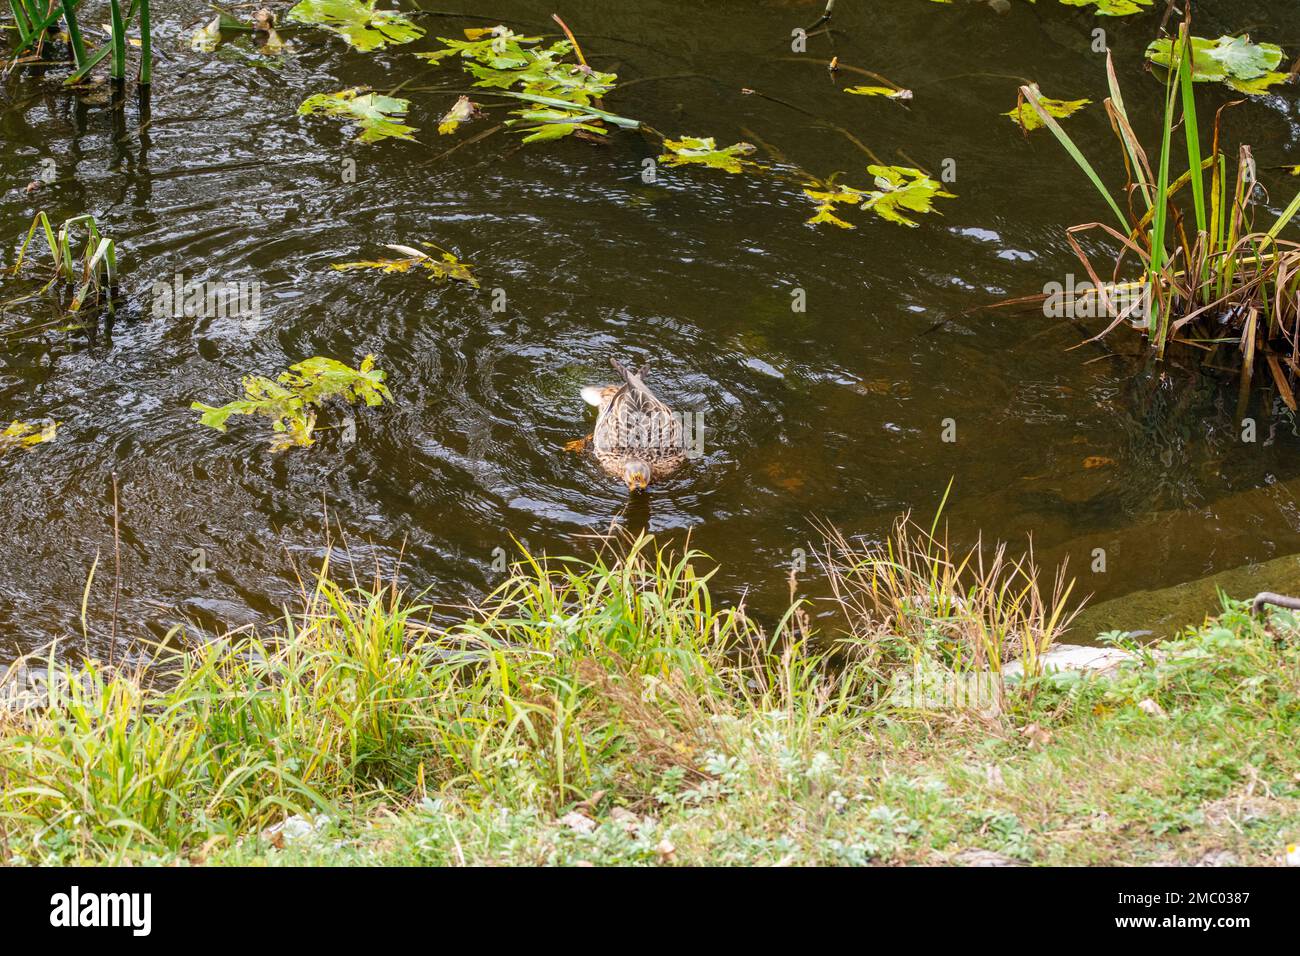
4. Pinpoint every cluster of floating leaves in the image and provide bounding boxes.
[191,356,392,452]
[929,0,1153,15]
[298,88,417,143]
[332,243,479,287]
[804,166,956,229]
[0,420,57,456]
[418,26,637,144]
[1147,34,1291,95]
